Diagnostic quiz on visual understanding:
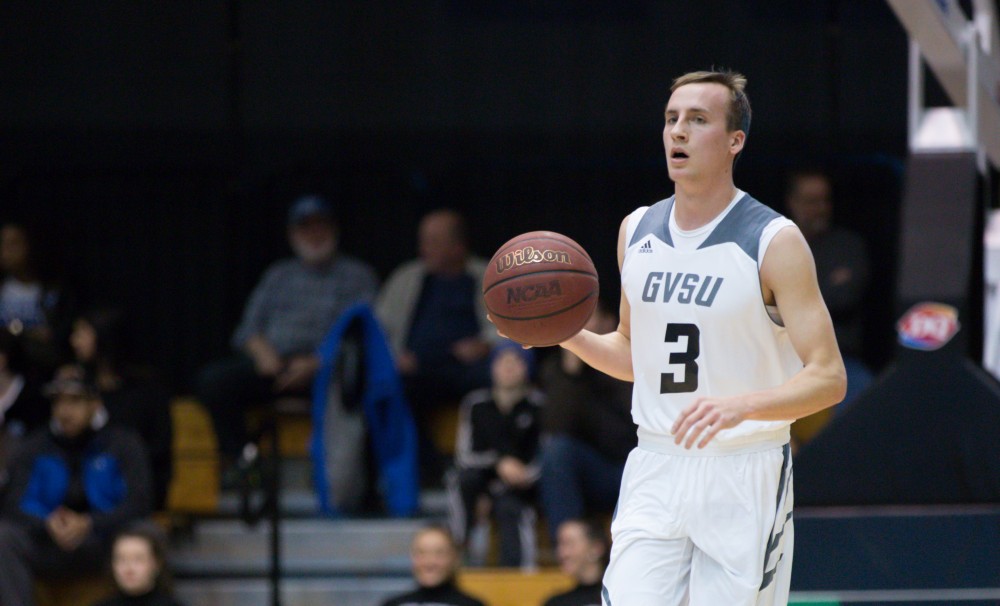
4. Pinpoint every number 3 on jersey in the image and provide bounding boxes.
[660,323,699,393]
